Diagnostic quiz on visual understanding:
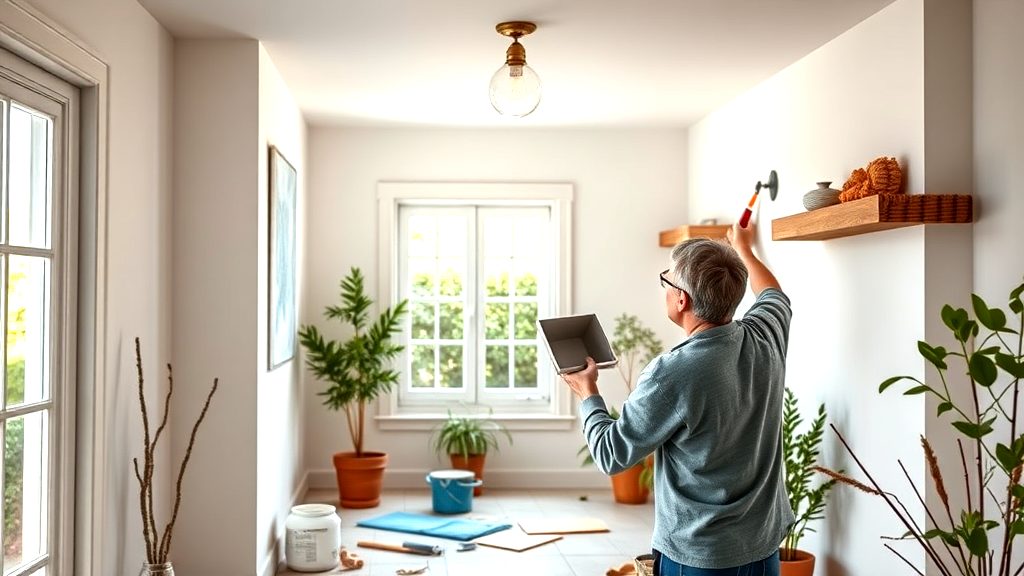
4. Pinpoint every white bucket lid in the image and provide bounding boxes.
[429,469,475,481]
[290,503,336,517]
